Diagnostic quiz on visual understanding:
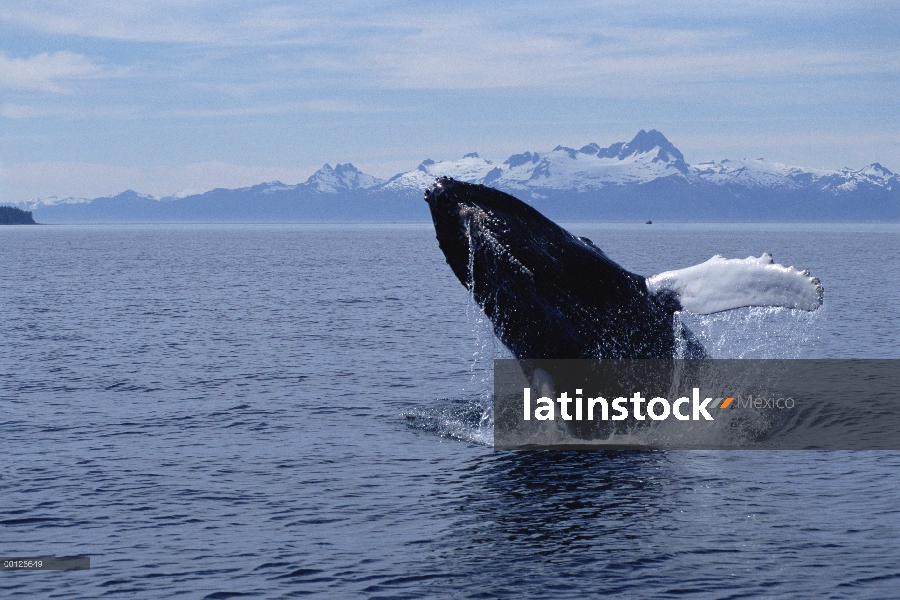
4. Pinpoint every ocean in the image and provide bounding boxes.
[2,223,899,598]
